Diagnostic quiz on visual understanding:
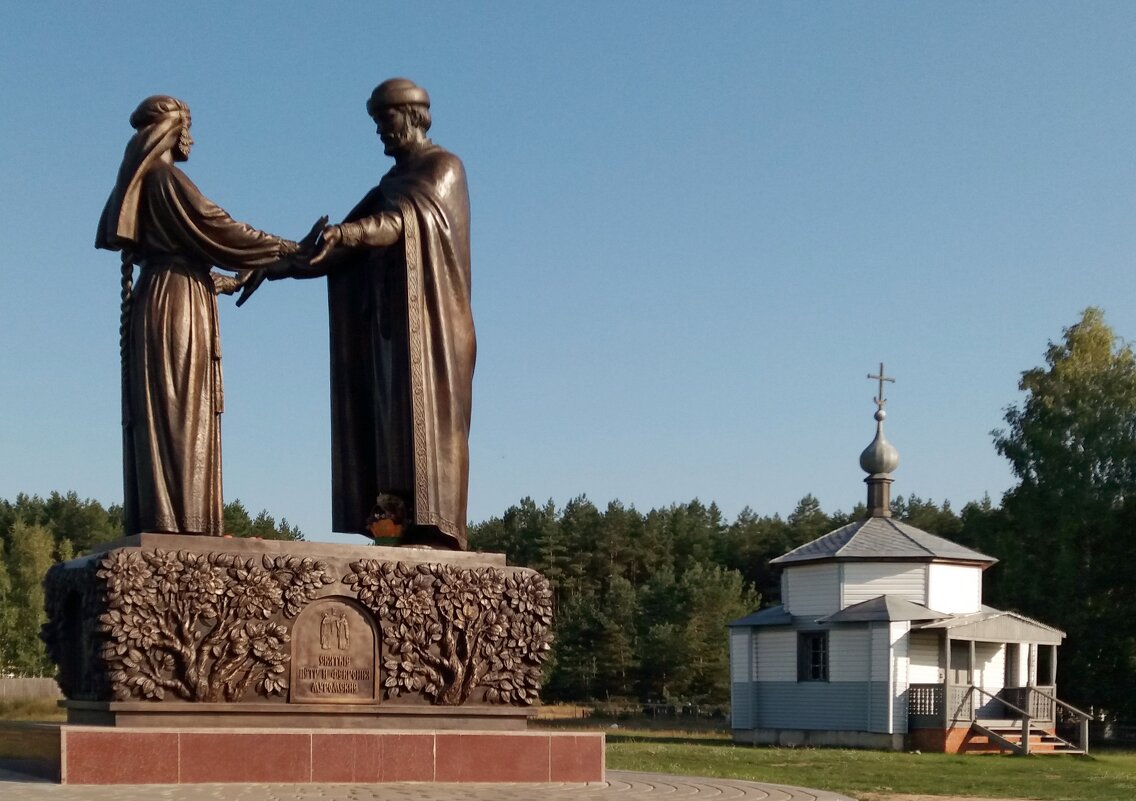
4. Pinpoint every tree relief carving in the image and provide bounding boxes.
[95,549,335,702]
[344,561,553,705]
